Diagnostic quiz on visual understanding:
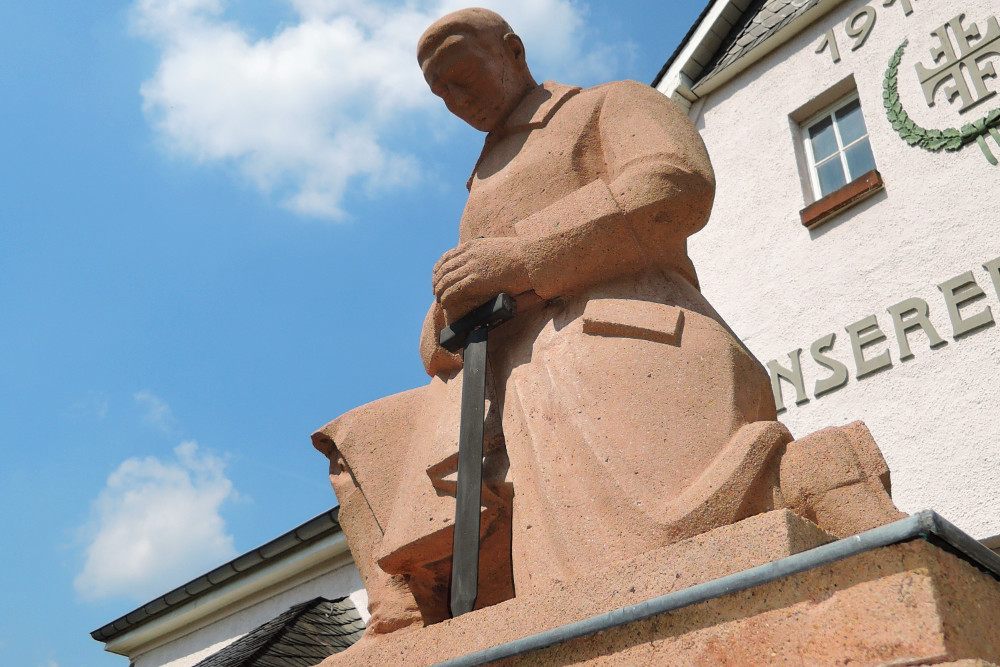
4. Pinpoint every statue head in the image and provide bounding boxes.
[417,8,538,132]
